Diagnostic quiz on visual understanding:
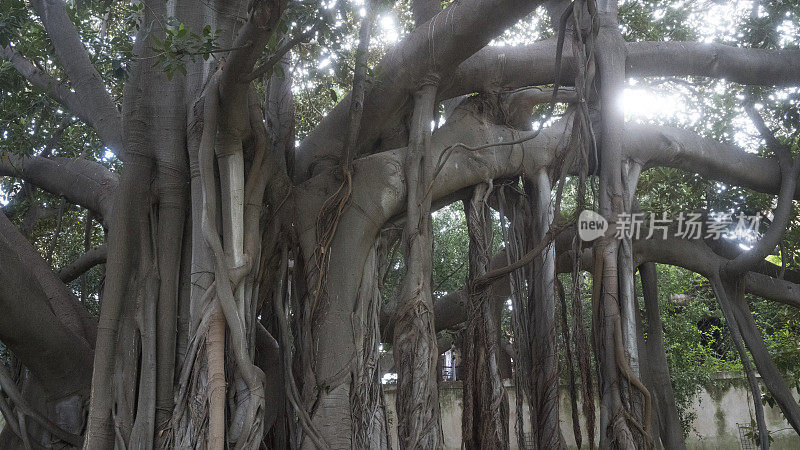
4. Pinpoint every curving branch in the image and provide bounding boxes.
[295,0,546,180]
[0,155,118,222]
[58,244,107,283]
[27,0,122,152]
[221,0,286,91]
[625,123,791,198]
[634,237,800,309]
[379,118,794,226]
[724,104,800,275]
[341,97,800,334]
[302,37,800,176]
[387,233,800,347]
[0,46,87,120]
[312,97,797,258]
[0,213,95,399]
